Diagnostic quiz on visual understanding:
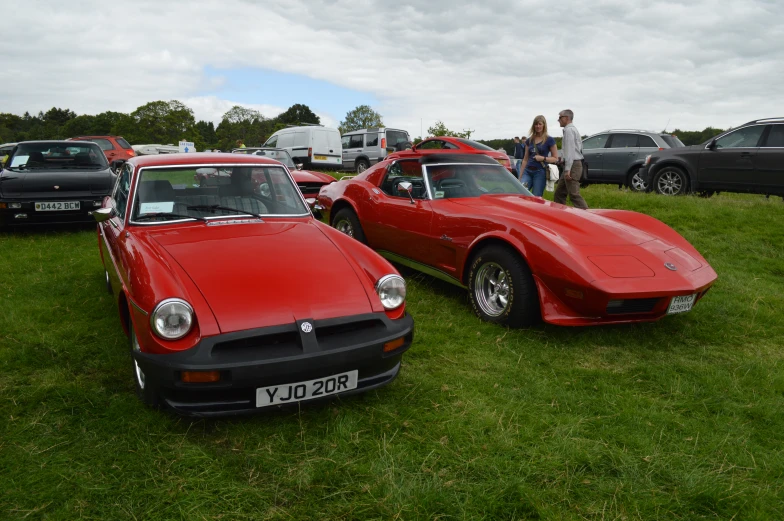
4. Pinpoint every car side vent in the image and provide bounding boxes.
[606,298,661,315]
[212,331,300,361]
[315,319,387,350]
